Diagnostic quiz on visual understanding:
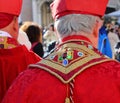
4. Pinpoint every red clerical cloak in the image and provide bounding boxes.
[2,35,120,103]
[0,36,41,103]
